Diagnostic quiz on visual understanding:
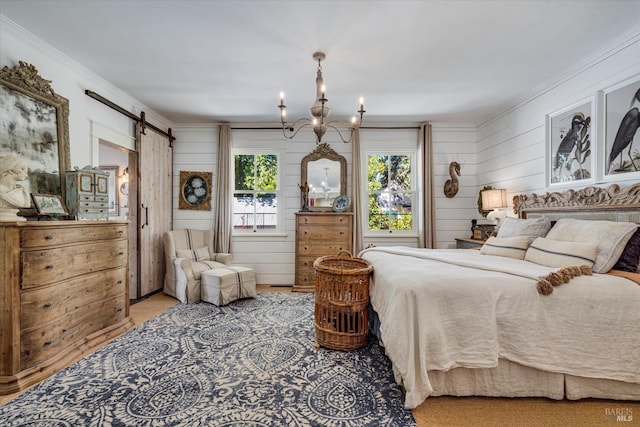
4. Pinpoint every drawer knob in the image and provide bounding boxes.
[43,303,52,308]
[45,264,54,270]
[44,340,52,346]
[117,280,123,284]
[117,308,123,312]
[44,235,54,240]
